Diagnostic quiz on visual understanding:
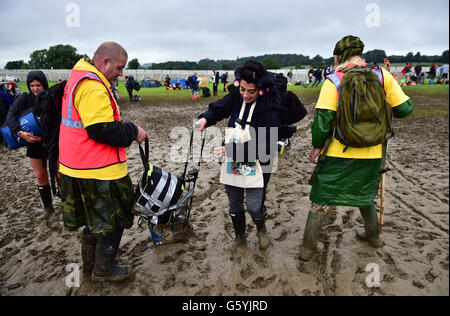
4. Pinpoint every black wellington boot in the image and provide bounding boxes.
[230,211,247,245]
[252,213,270,250]
[81,229,97,276]
[38,185,54,217]
[92,228,131,282]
